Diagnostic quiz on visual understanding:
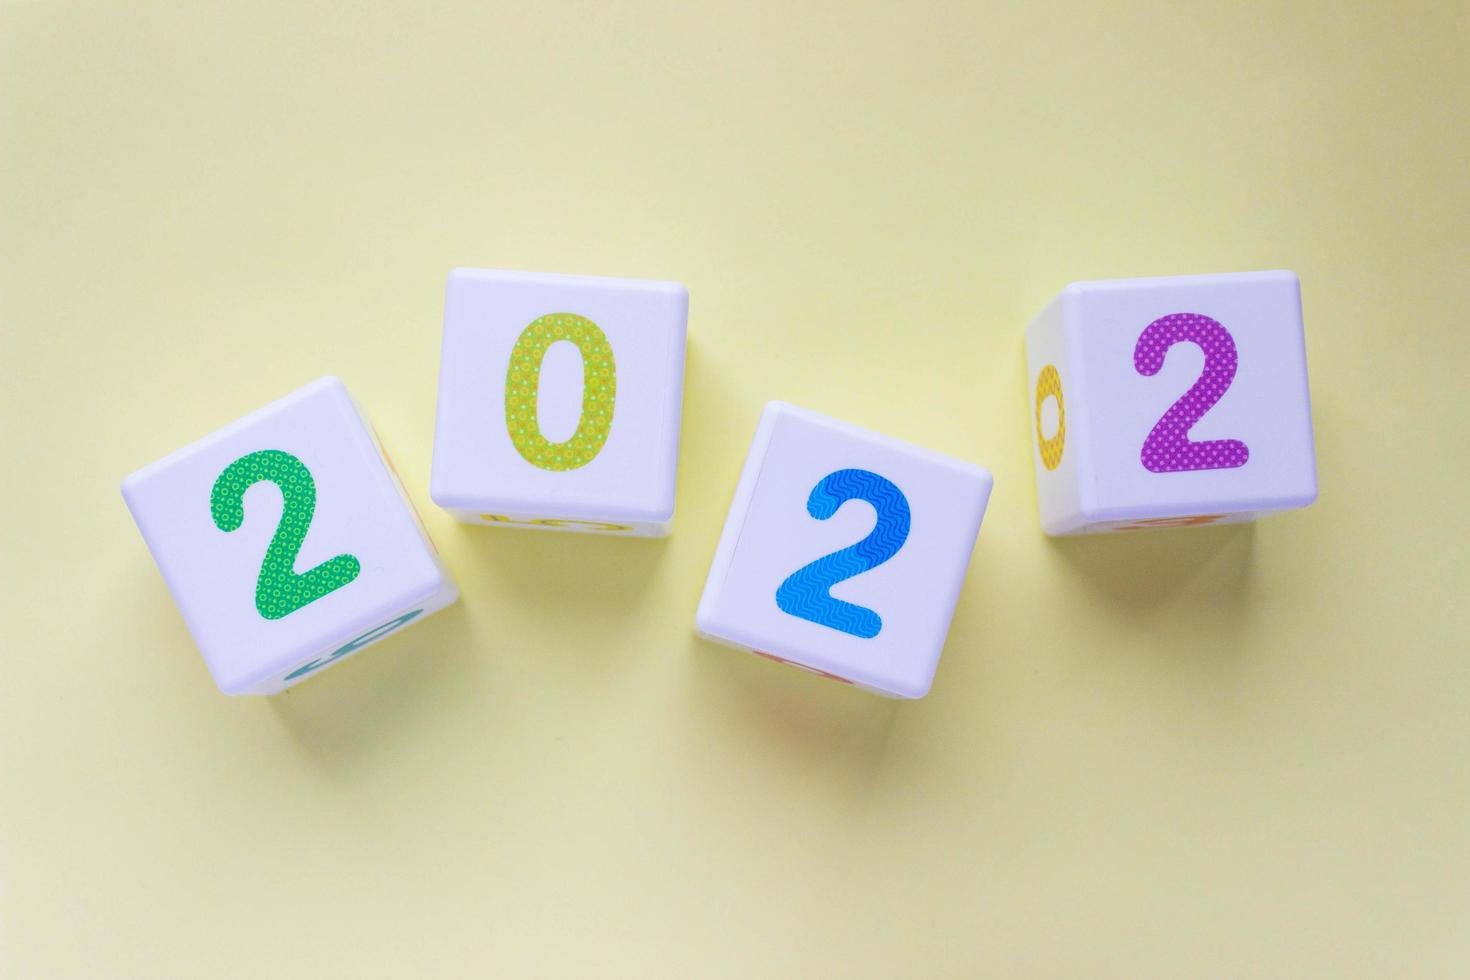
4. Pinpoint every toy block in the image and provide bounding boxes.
[696,402,992,699]
[122,378,457,695]
[431,268,688,537]
[1026,271,1317,534]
